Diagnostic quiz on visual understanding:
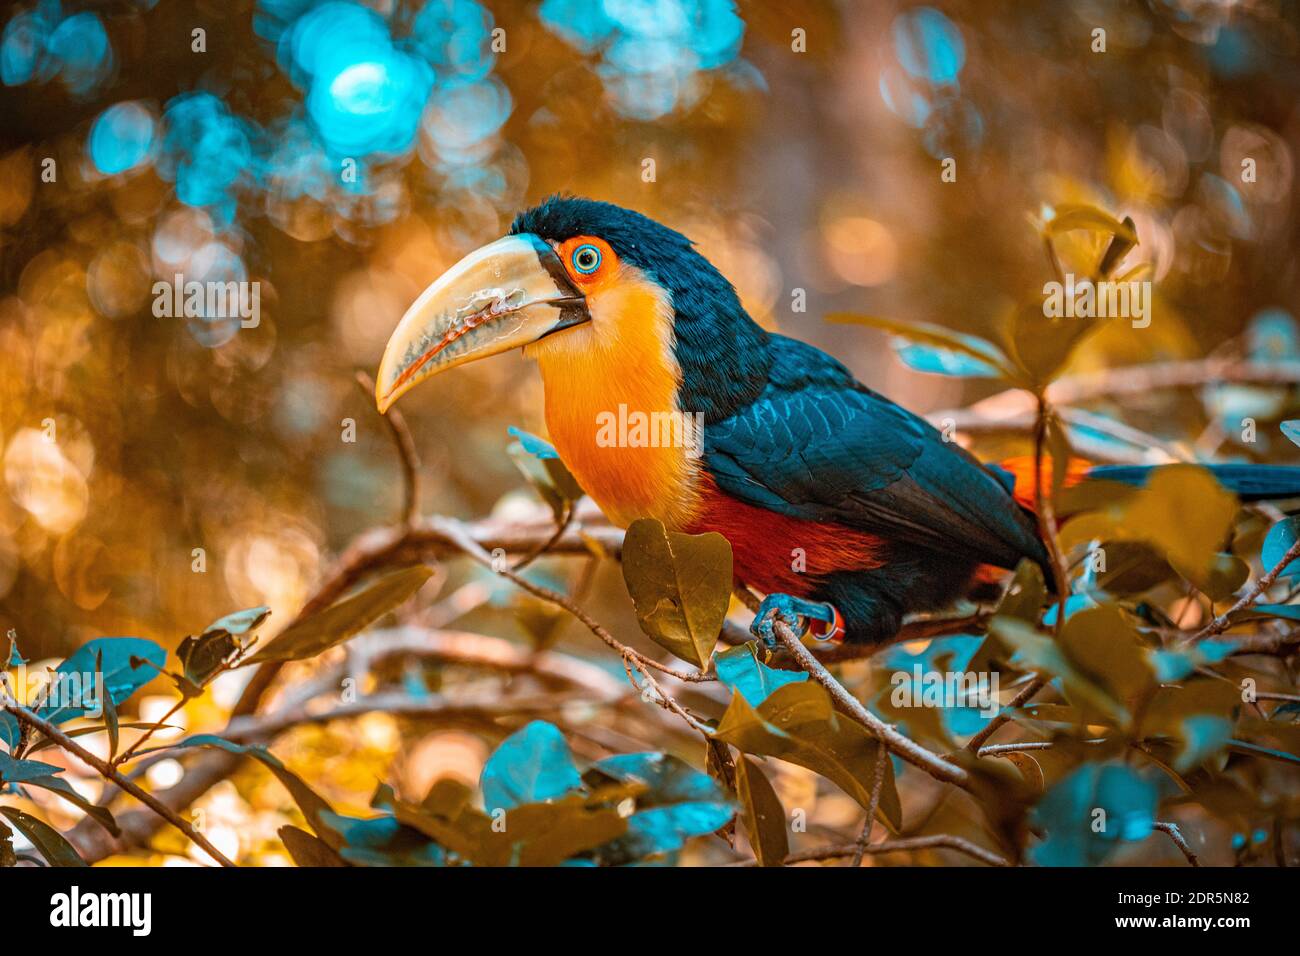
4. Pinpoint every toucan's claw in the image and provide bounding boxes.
[750,594,845,648]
